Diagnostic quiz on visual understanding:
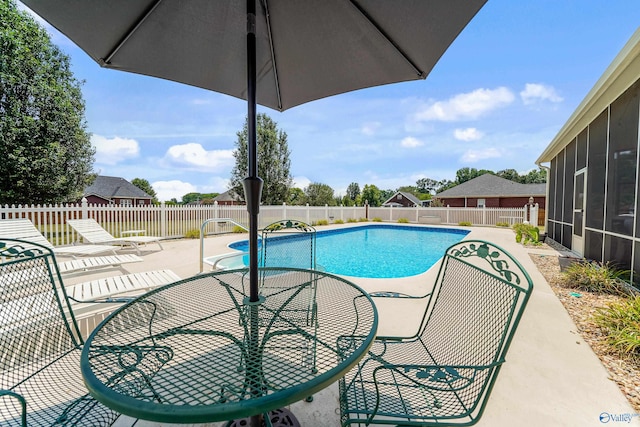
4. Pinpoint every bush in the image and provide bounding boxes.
[496,222,510,227]
[184,229,200,239]
[458,221,472,226]
[333,219,344,224]
[358,217,369,222]
[513,223,540,245]
[561,261,633,297]
[594,297,640,359]
[316,219,329,226]
[372,217,382,222]
[397,218,409,223]
[347,218,357,223]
